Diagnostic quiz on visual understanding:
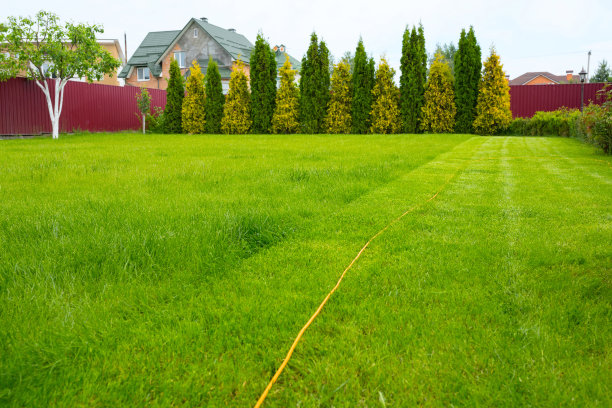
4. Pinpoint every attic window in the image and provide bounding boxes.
[137,67,150,81]
[194,29,198,38]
